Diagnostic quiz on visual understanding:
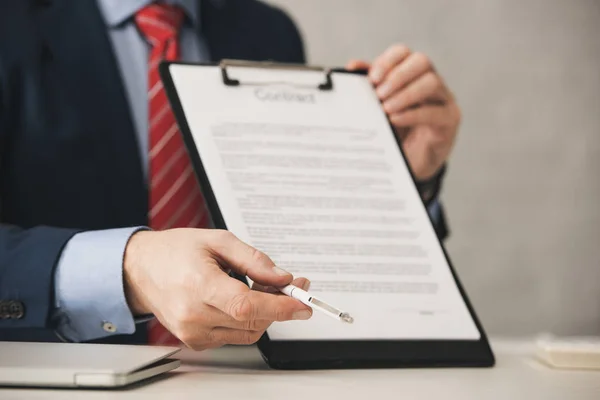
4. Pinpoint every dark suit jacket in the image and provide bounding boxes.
[0,0,447,344]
